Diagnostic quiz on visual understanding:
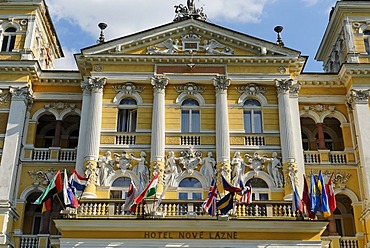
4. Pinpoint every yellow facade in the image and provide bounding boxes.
[0,0,370,248]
